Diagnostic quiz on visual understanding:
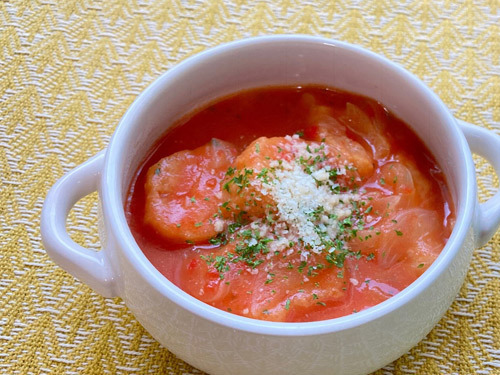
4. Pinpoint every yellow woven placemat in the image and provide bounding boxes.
[1,0,499,374]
